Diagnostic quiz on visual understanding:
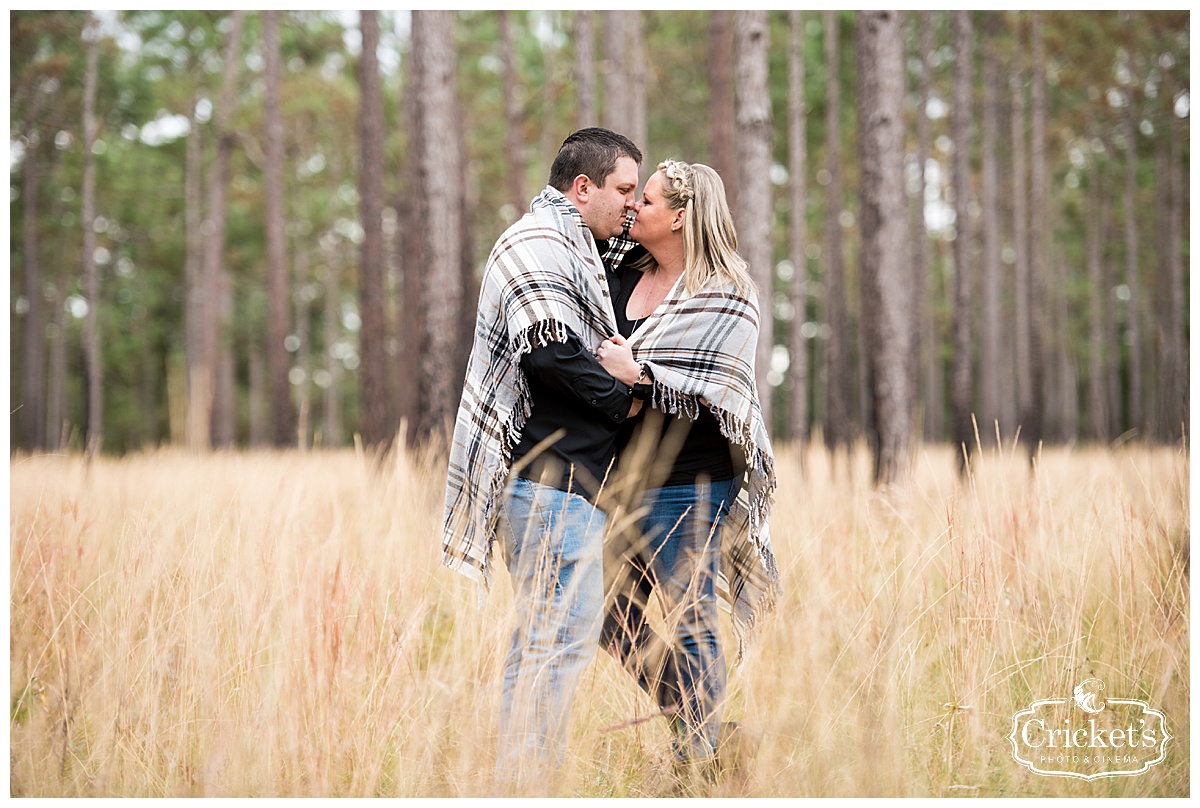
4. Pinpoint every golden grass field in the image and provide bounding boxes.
[9,439,1189,797]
